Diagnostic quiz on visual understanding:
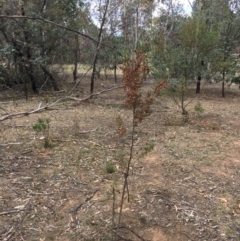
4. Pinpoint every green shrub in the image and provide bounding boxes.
[32,118,53,148]
[106,161,115,174]
[194,102,204,114]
